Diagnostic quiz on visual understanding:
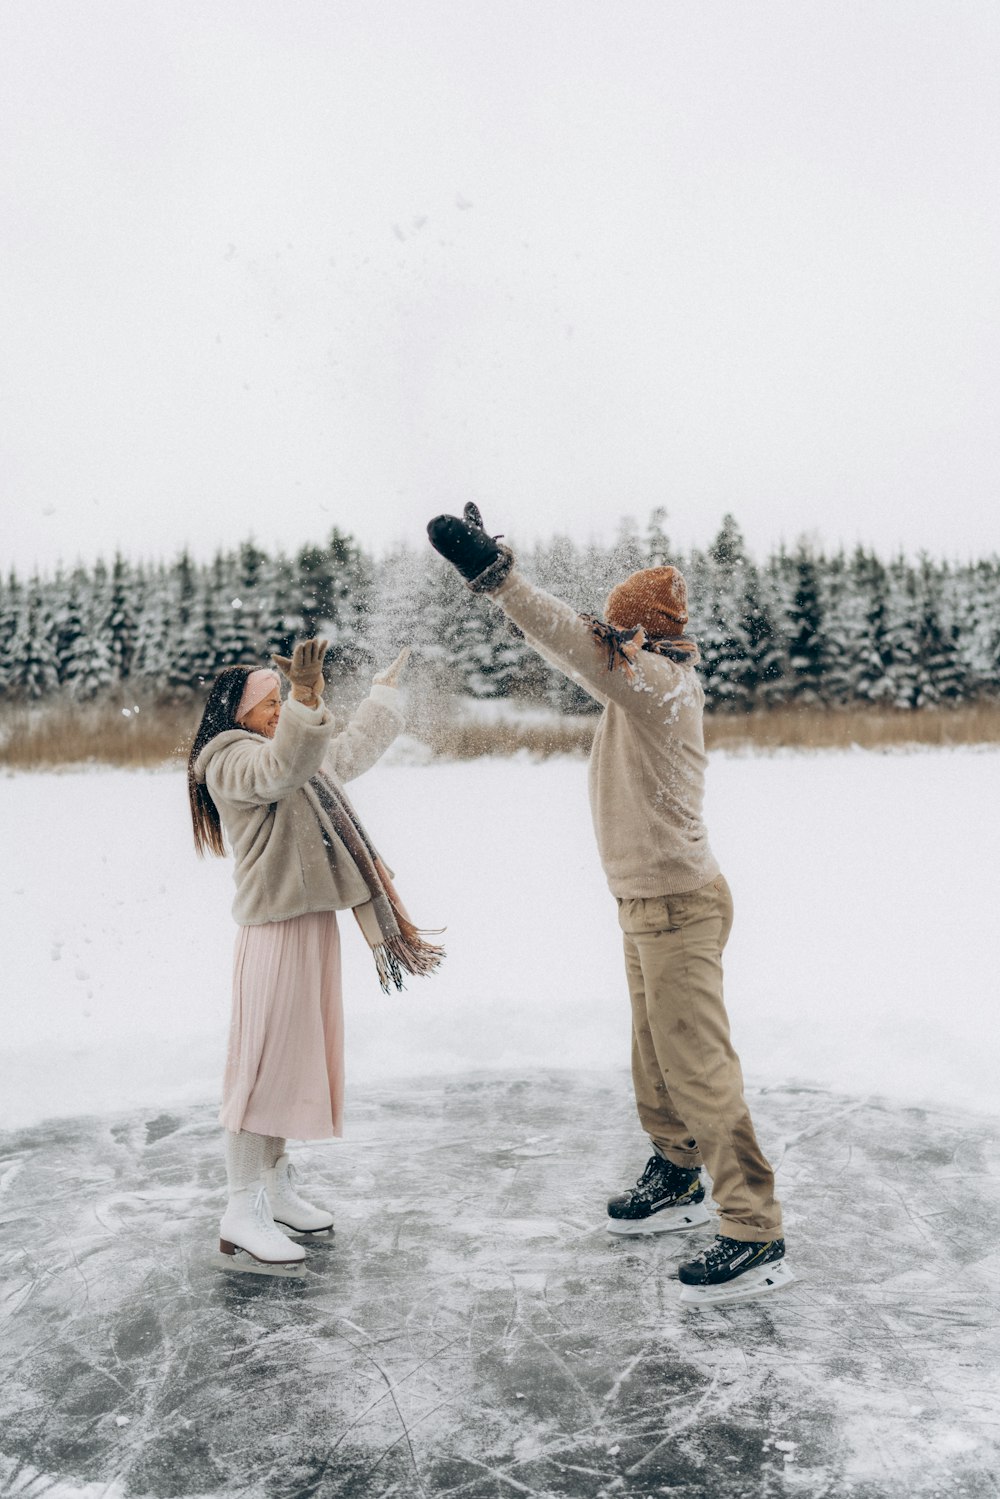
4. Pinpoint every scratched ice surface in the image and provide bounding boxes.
[1,1072,998,1499]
